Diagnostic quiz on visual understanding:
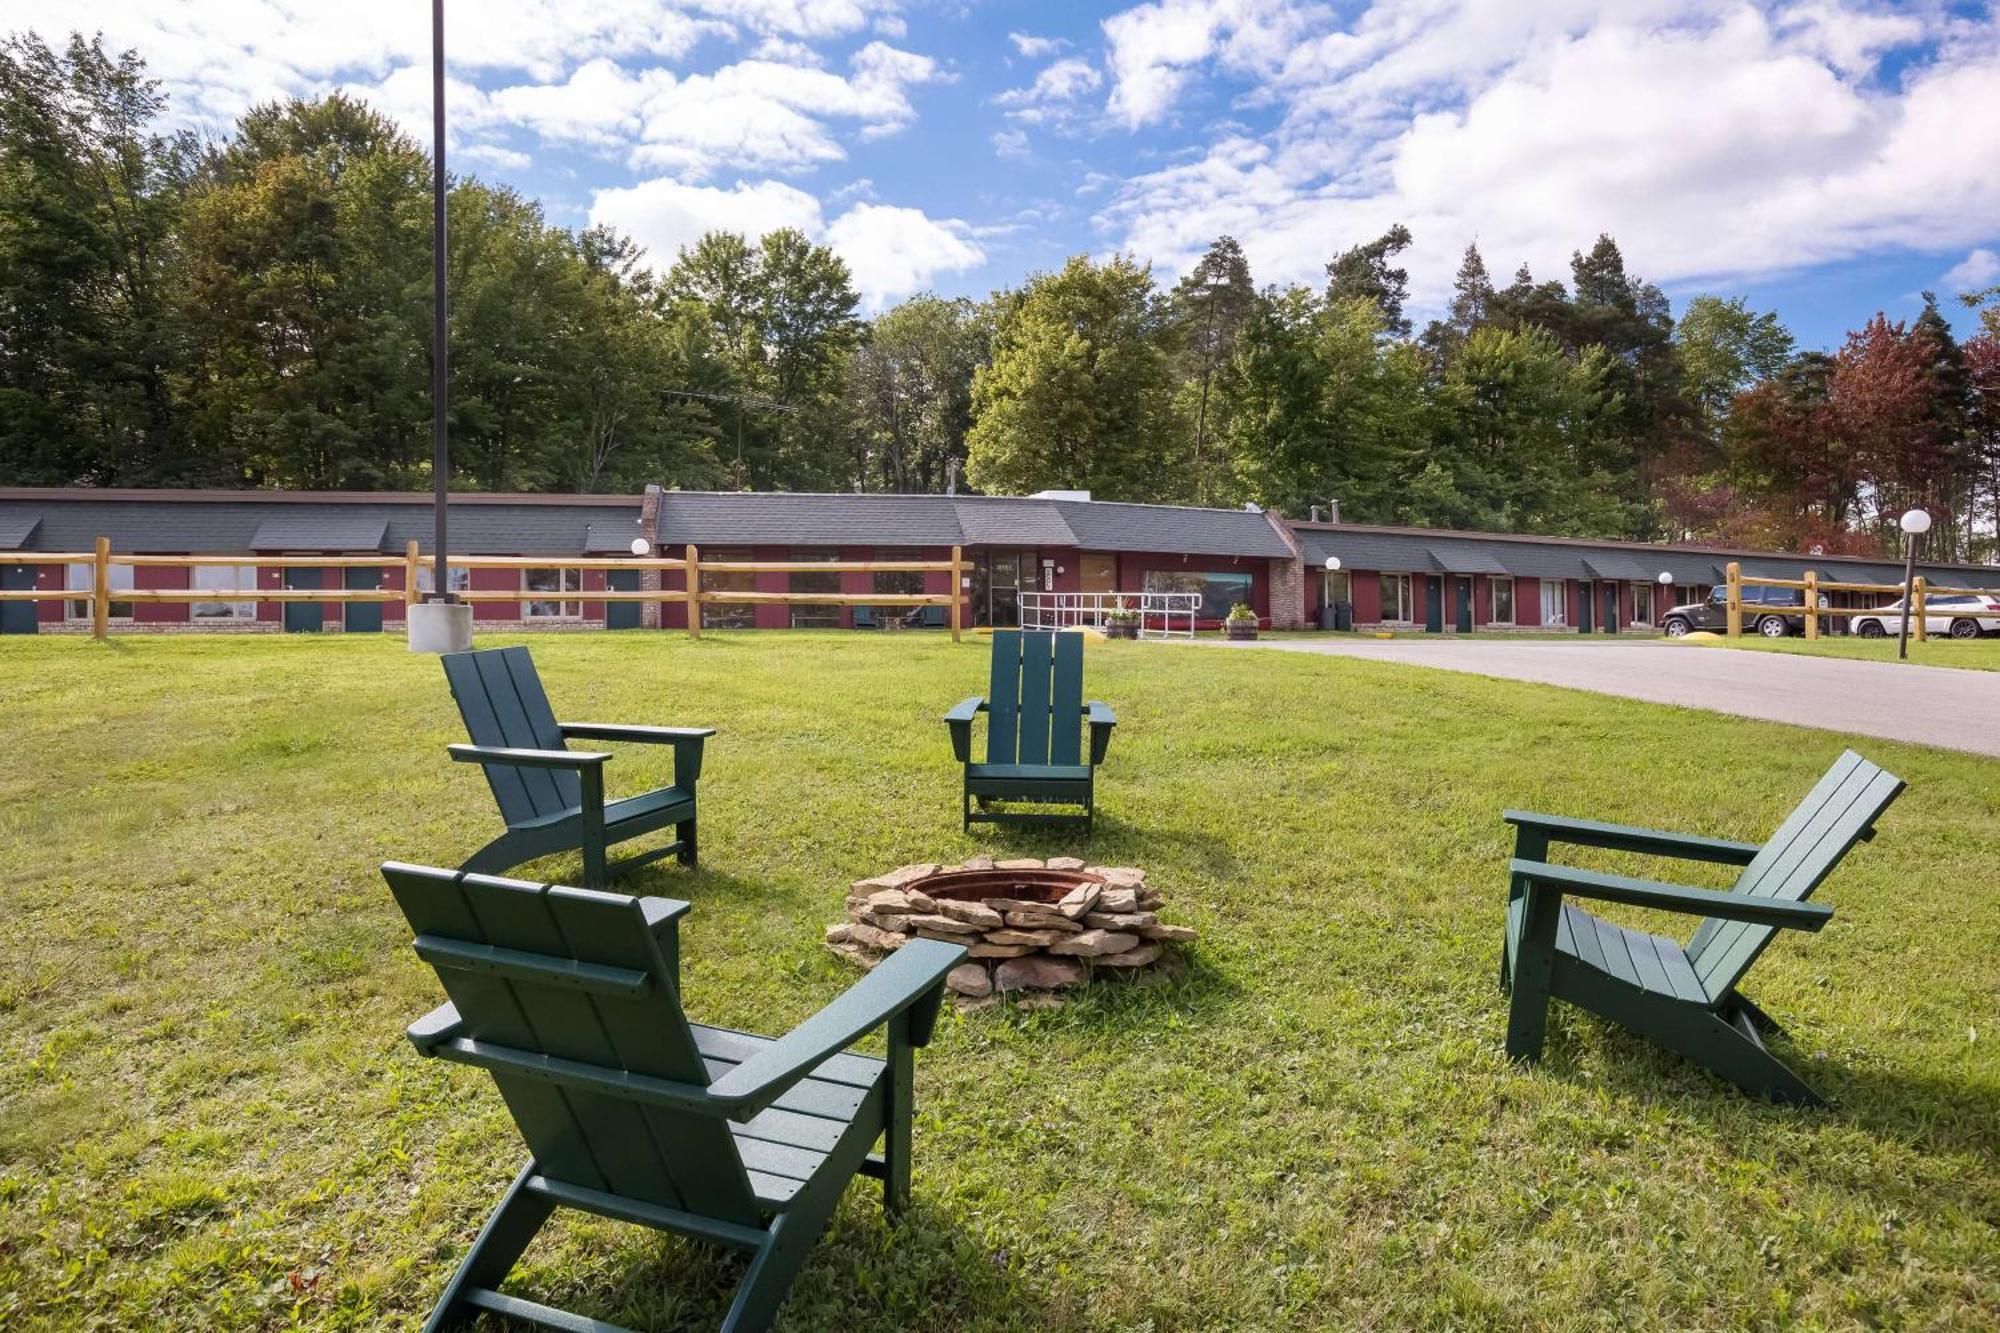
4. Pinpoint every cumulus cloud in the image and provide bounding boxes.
[590,179,984,308]
[1943,249,2000,296]
[1009,32,1069,59]
[996,57,1104,126]
[1096,1,2000,311]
